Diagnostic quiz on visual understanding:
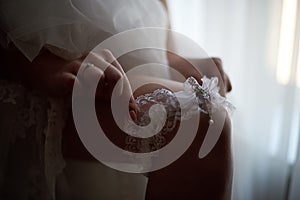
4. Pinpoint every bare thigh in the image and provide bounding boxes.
[145,115,233,200]
[62,80,233,200]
